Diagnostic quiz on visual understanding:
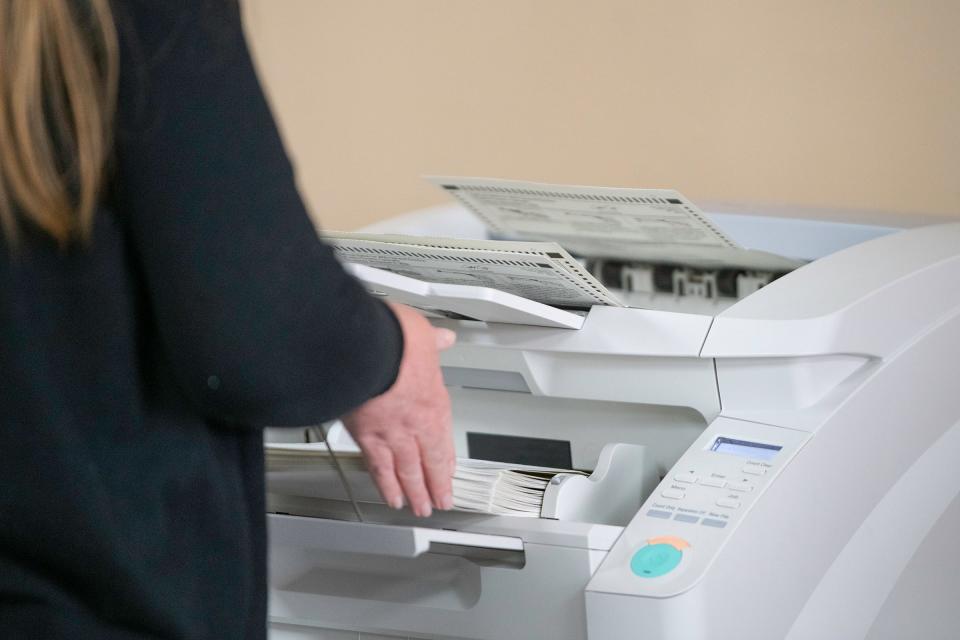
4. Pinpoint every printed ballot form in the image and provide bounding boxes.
[427,176,734,248]
[426,177,804,271]
[325,232,623,309]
